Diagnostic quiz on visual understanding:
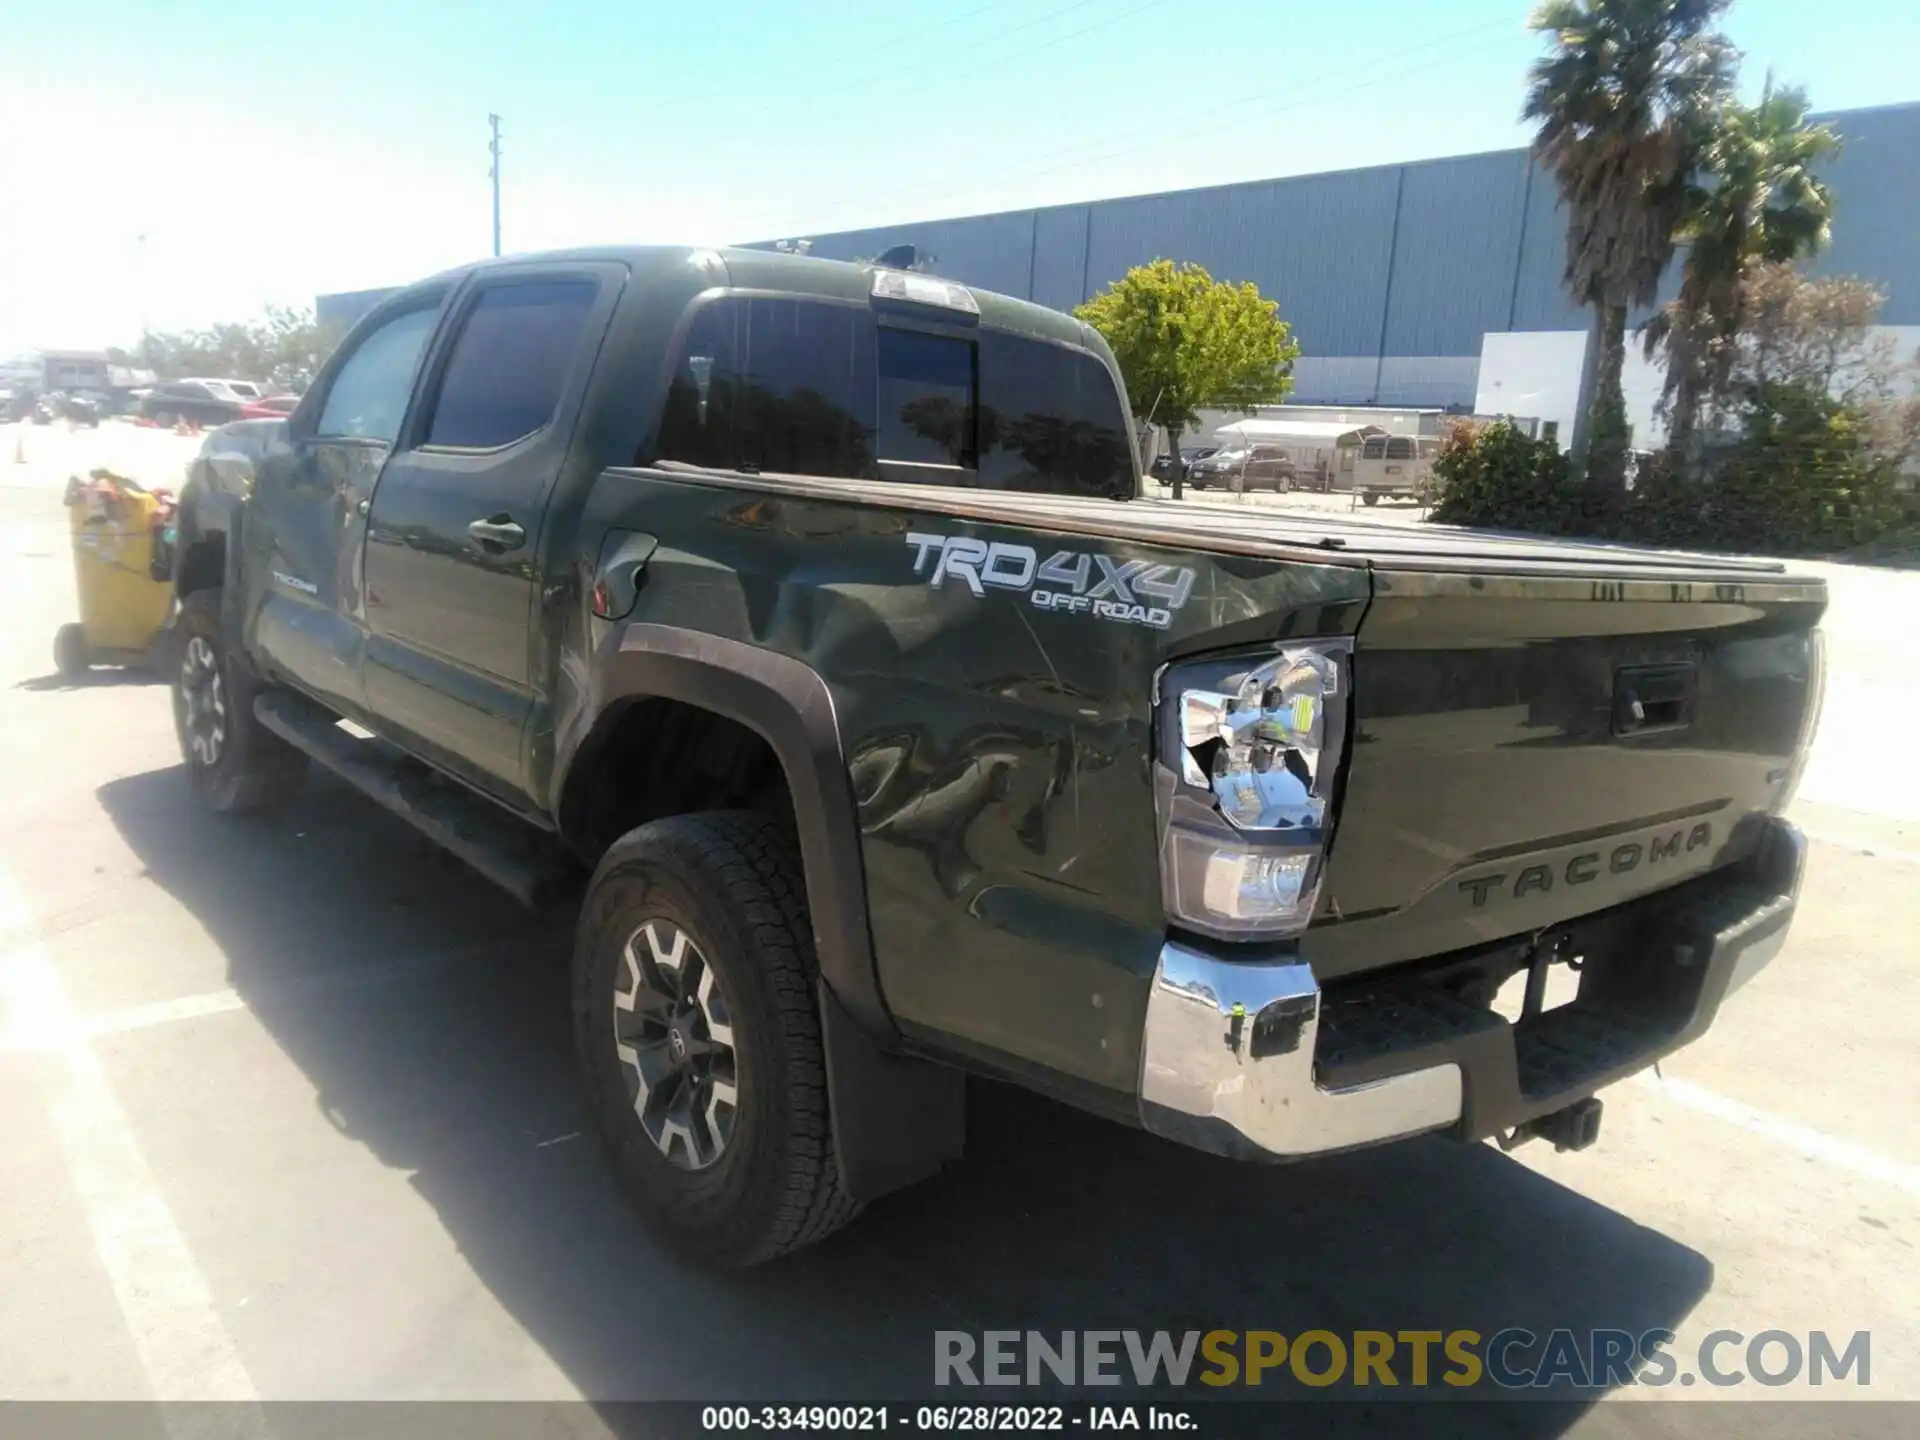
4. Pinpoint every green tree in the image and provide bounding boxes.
[1074,259,1299,500]
[1525,0,1736,490]
[133,304,343,391]
[1646,81,1838,461]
